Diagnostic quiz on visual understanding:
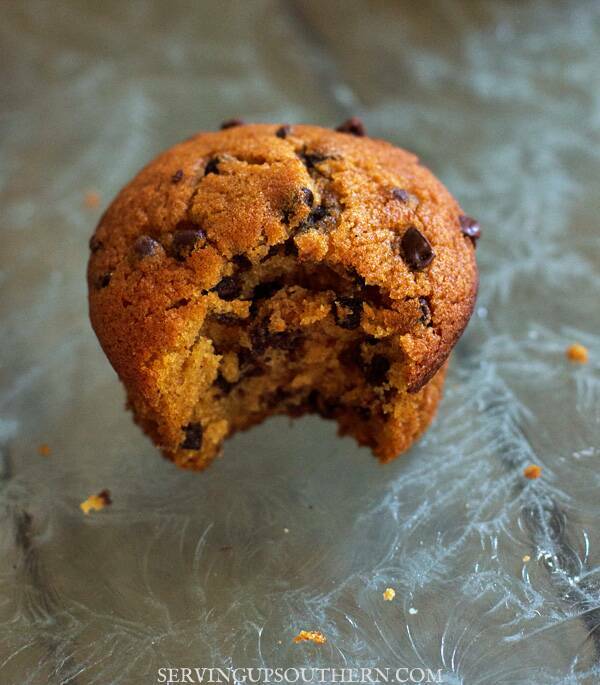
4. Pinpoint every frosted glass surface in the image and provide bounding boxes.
[1,2,600,683]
